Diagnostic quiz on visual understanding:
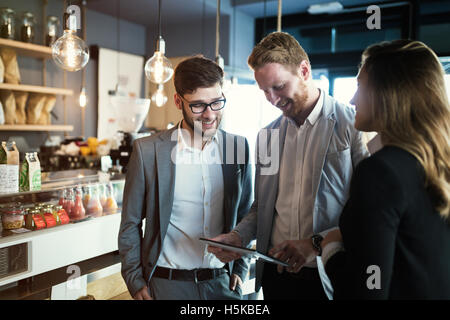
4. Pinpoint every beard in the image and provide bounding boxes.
[181,105,221,140]
[281,80,309,122]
